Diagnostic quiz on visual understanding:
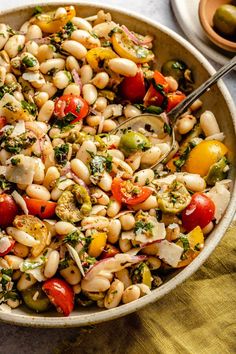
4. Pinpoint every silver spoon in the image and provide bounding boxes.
[114,56,236,168]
